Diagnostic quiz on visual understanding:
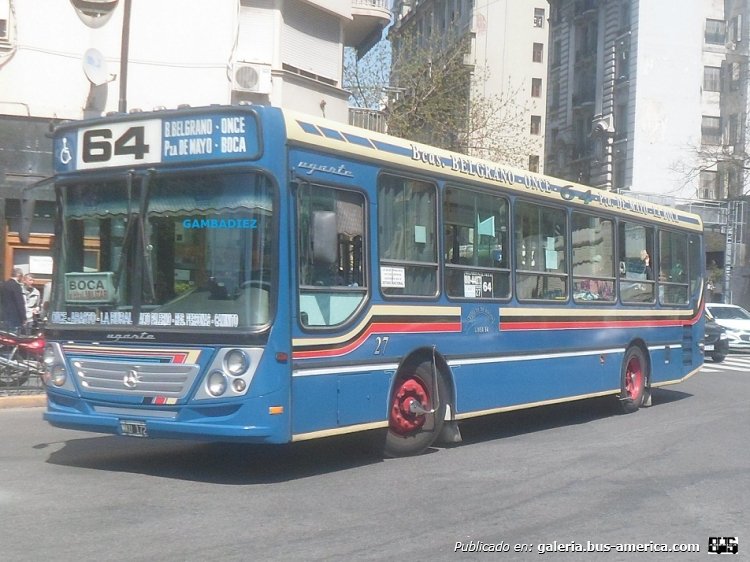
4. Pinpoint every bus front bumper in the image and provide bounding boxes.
[44,392,288,443]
